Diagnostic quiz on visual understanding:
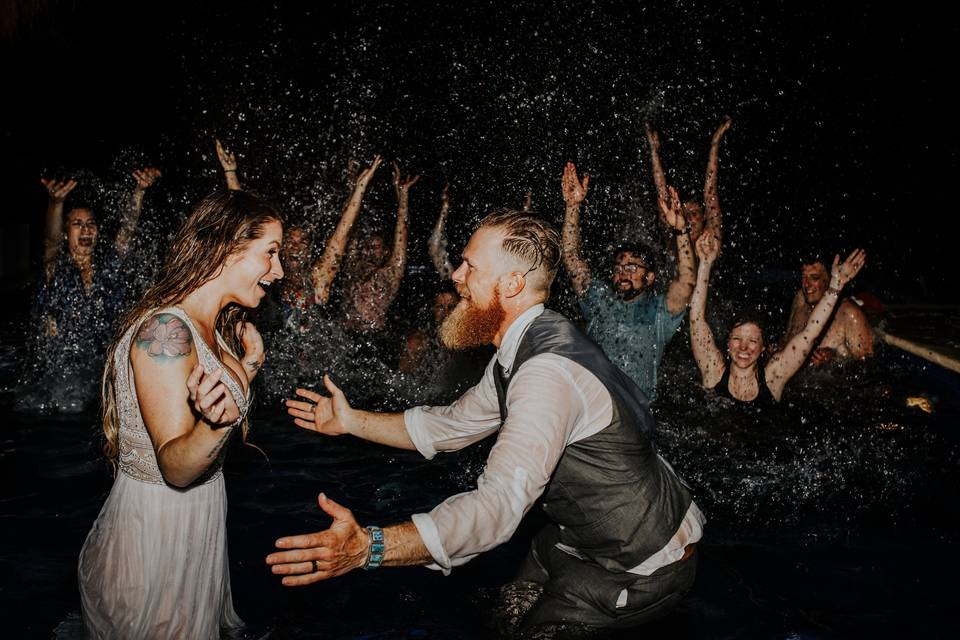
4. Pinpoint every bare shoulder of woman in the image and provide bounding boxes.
[133,312,194,361]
